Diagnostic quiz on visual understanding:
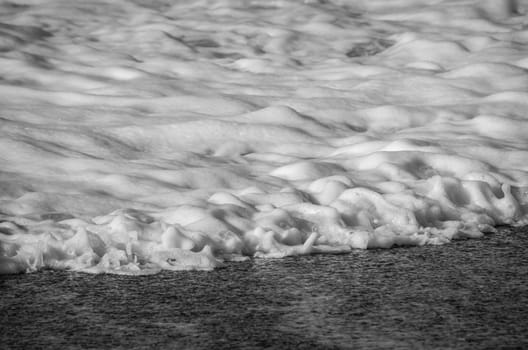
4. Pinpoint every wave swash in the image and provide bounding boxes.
[1,0,527,274]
